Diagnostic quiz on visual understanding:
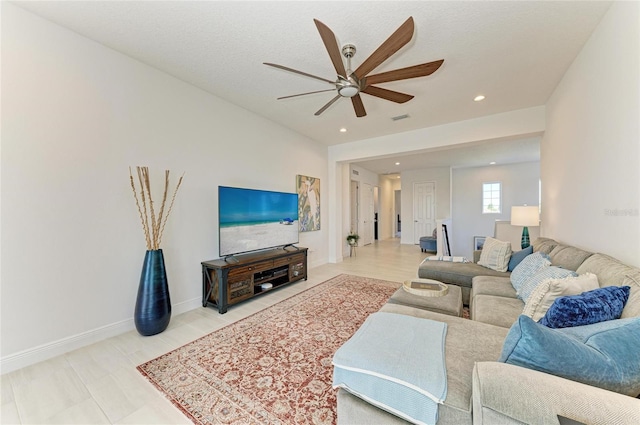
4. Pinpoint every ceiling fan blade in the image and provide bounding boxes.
[277,89,336,100]
[264,62,335,84]
[313,19,347,78]
[362,86,414,103]
[314,94,342,116]
[365,60,444,86]
[353,17,415,79]
[351,95,367,117]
